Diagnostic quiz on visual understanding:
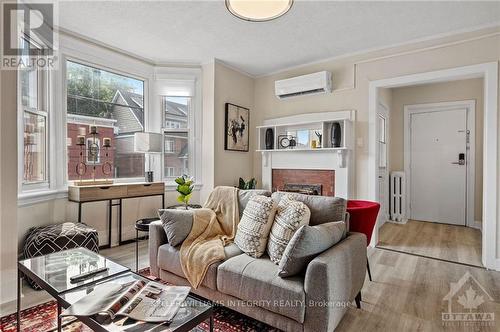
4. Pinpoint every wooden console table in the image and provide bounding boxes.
[68,182,165,248]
